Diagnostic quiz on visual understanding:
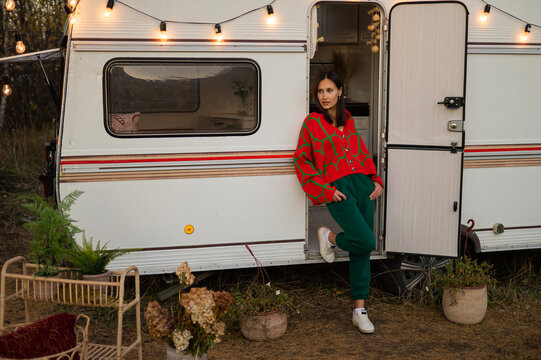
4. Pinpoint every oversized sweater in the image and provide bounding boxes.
[293,112,383,205]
